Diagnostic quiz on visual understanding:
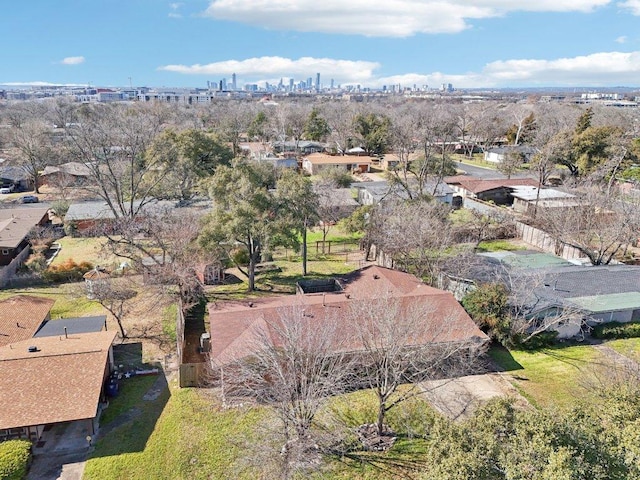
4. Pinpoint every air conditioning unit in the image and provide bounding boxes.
[200,333,211,353]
